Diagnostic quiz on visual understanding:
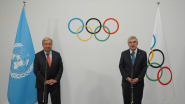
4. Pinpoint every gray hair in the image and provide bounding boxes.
[42,37,53,45]
[128,36,138,44]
